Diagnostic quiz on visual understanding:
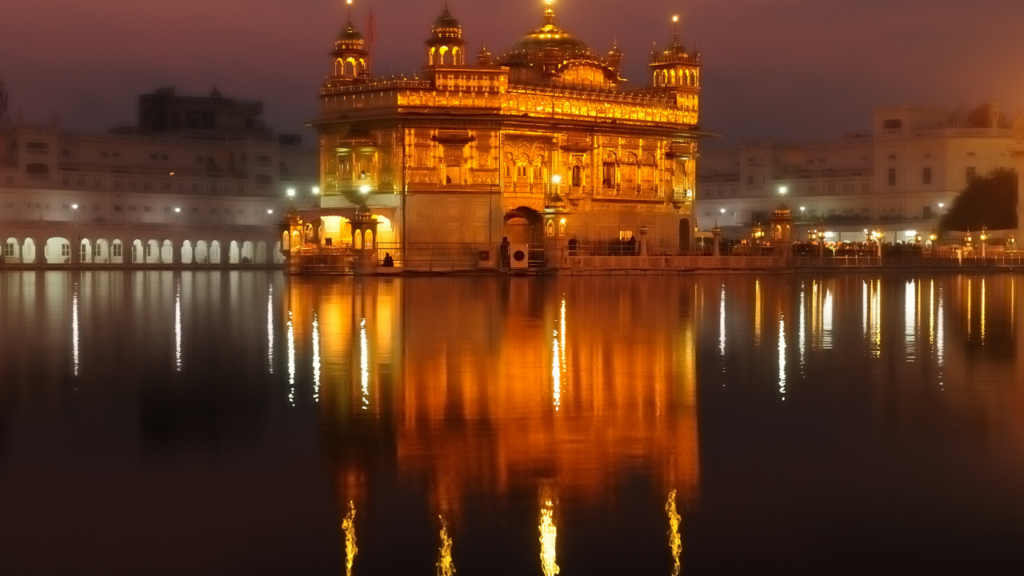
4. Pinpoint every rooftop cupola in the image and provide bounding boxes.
[426,2,467,66]
[650,15,701,91]
[328,3,371,86]
[477,43,493,66]
[606,39,624,75]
